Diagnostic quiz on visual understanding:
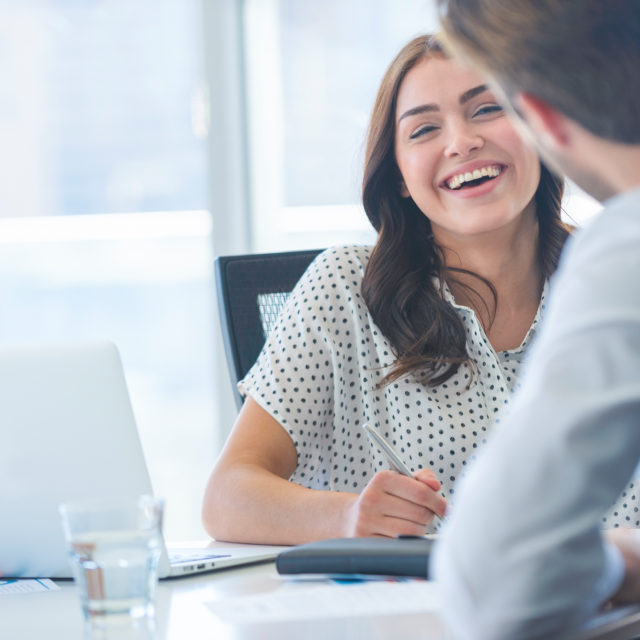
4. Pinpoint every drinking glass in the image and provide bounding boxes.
[59,496,164,620]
